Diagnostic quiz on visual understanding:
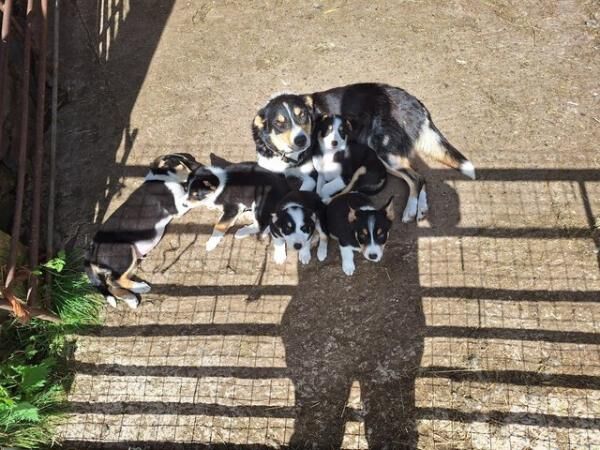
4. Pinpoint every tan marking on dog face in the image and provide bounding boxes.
[293,106,302,116]
[275,114,286,124]
[254,114,265,129]
[269,128,294,150]
[303,95,313,108]
[348,207,357,223]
